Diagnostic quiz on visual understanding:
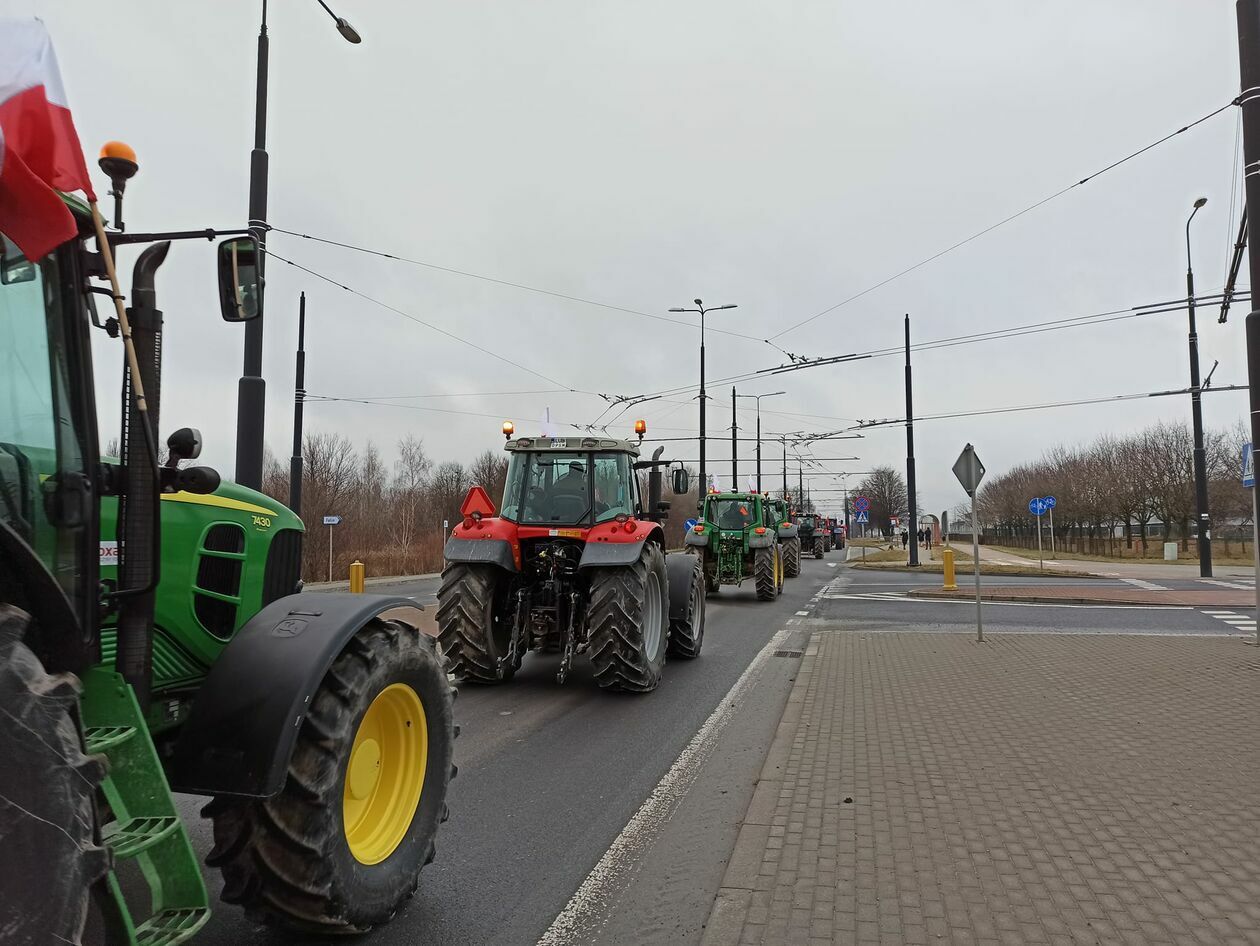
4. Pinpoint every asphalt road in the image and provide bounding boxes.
[176,557,836,946]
